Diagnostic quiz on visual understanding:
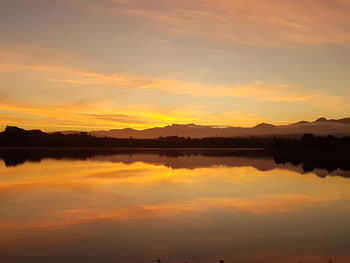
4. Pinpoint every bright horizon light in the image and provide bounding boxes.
[1,0,350,131]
